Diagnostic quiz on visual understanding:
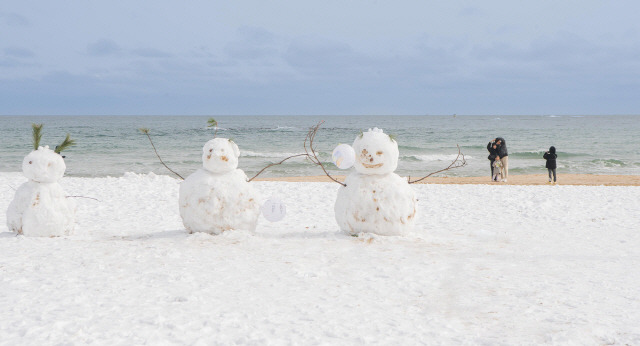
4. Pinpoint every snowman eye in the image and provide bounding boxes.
[376,151,383,156]
[29,161,32,164]
[209,149,213,152]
